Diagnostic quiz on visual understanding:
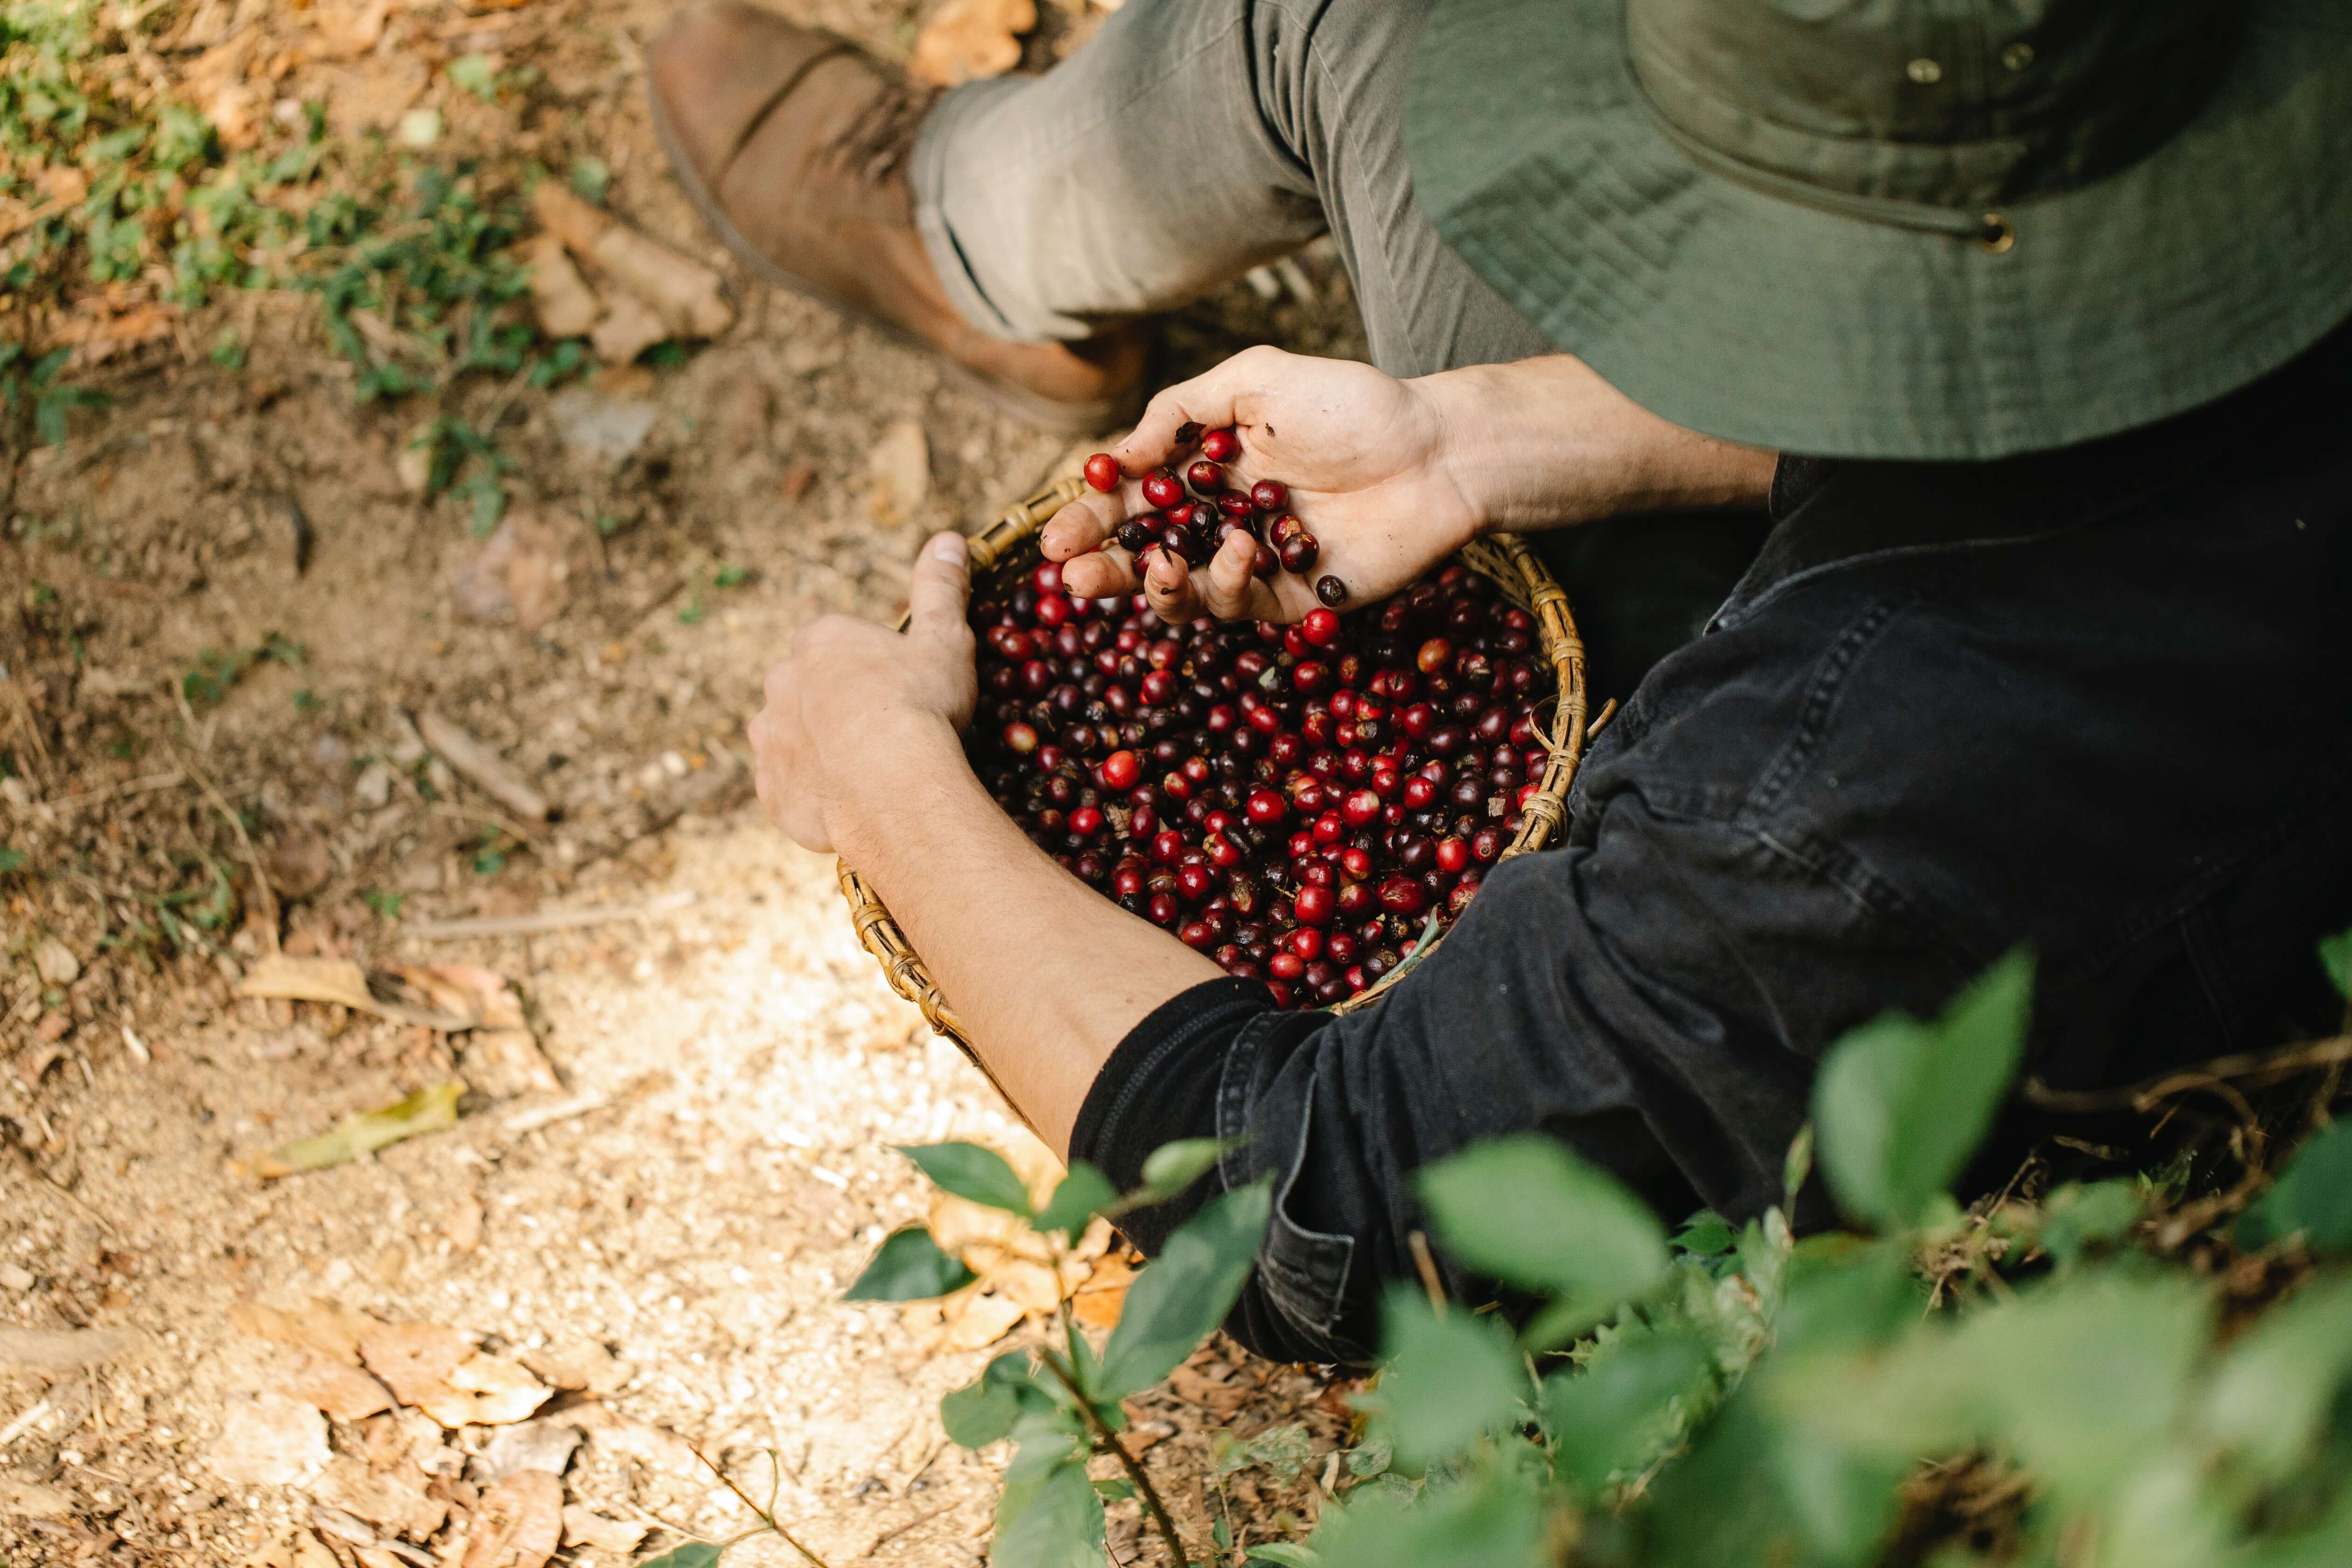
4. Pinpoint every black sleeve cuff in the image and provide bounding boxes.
[1070,976,1275,1254]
